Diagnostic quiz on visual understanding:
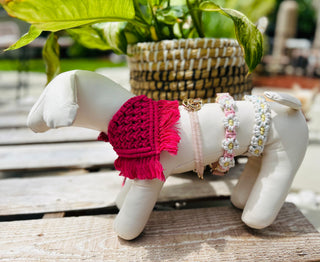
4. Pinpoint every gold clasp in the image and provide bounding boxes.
[182,98,203,112]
